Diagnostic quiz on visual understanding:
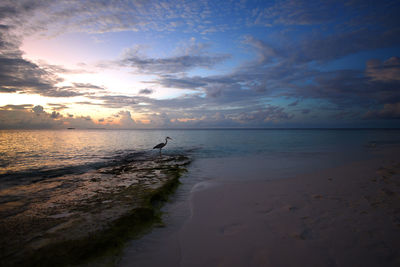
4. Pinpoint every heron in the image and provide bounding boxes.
[153,137,172,156]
